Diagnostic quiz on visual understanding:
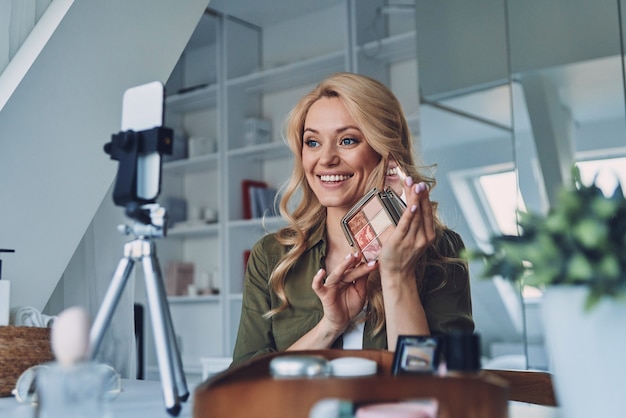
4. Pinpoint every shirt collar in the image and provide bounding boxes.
[306,221,326,252]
